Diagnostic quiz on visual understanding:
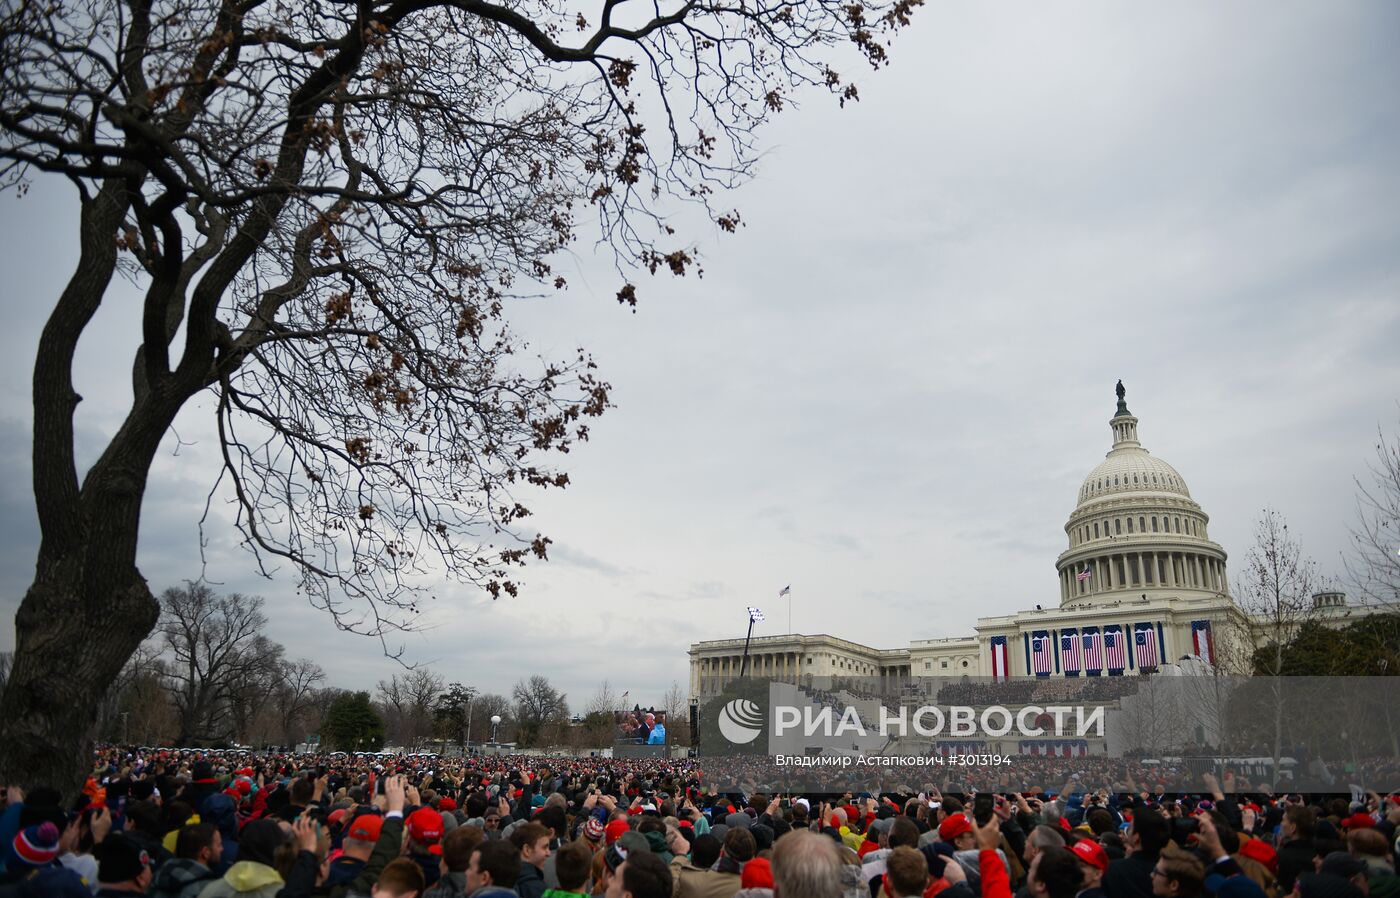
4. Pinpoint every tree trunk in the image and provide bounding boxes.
[0,552,159,798]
